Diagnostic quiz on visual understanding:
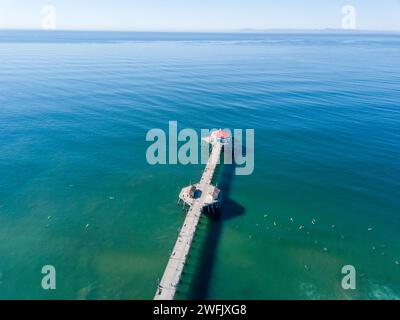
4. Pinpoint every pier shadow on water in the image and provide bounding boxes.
[184,150,246,299]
